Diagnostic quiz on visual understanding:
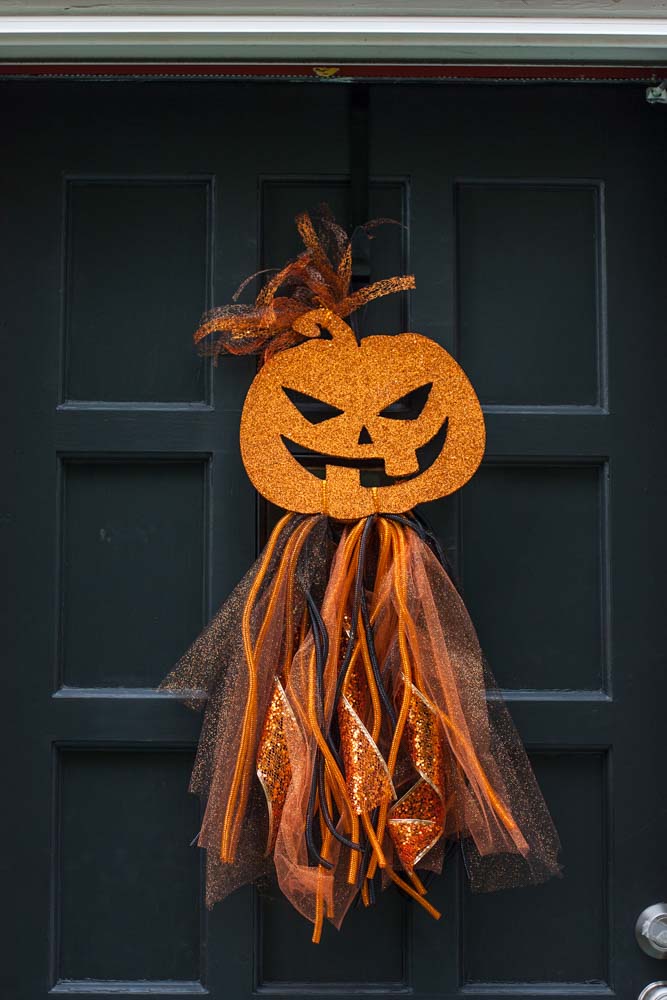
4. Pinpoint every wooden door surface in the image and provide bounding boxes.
[4,79,666,1000]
